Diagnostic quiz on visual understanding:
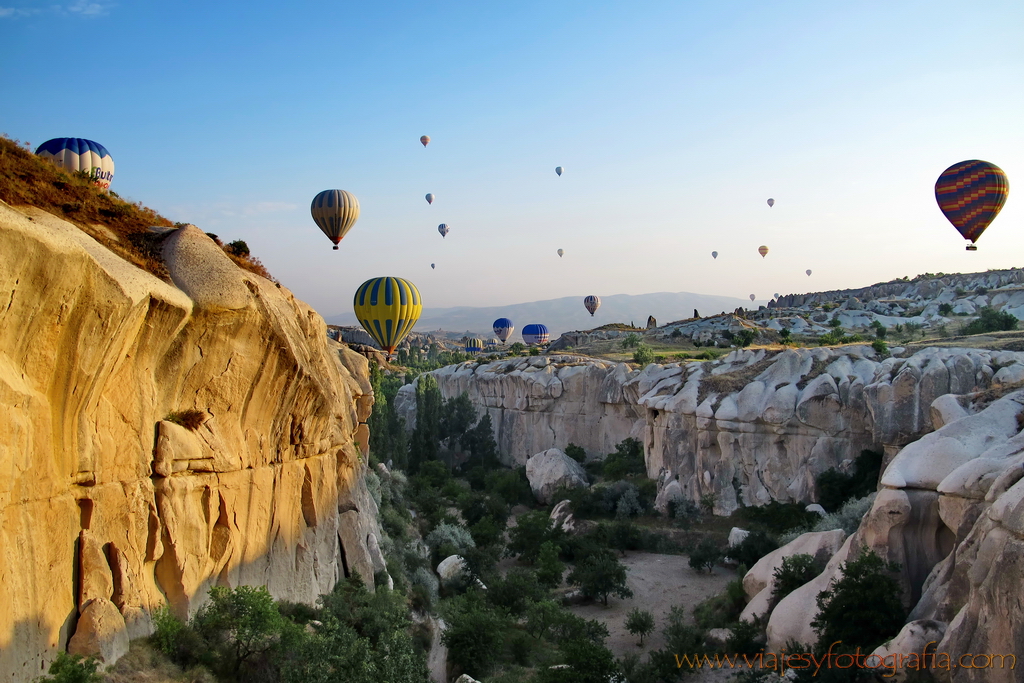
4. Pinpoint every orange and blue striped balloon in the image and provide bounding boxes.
[353,277,422,356]
[935,160,1009,246]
